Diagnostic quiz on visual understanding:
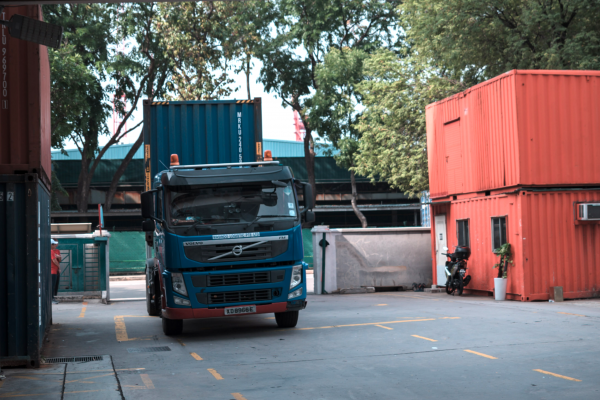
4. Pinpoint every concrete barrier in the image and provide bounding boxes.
[312,226,432,294]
